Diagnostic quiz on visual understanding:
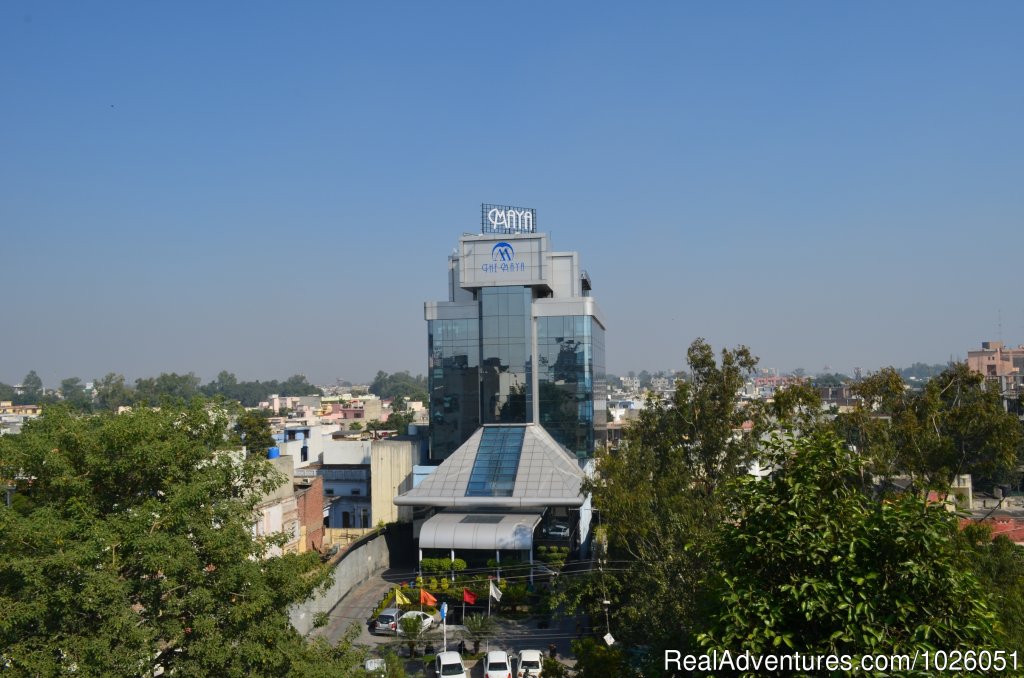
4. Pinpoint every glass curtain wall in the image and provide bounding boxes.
[428,318,480,460]
[537,316,606,458]
[479,287,533,424]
